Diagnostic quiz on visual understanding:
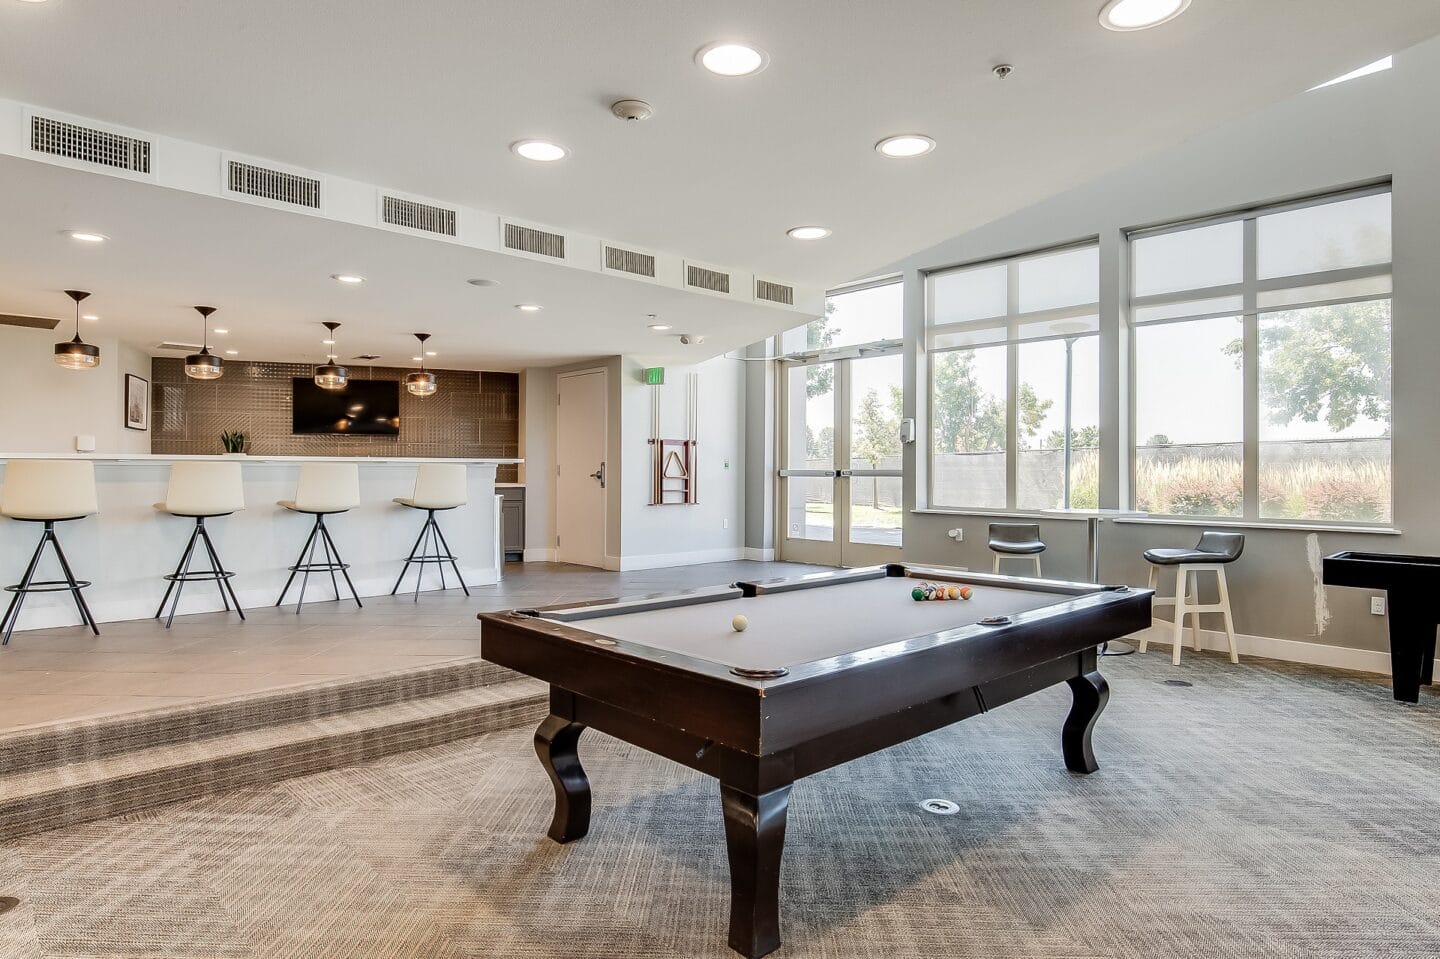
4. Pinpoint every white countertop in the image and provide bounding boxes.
[0,453,523,466]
